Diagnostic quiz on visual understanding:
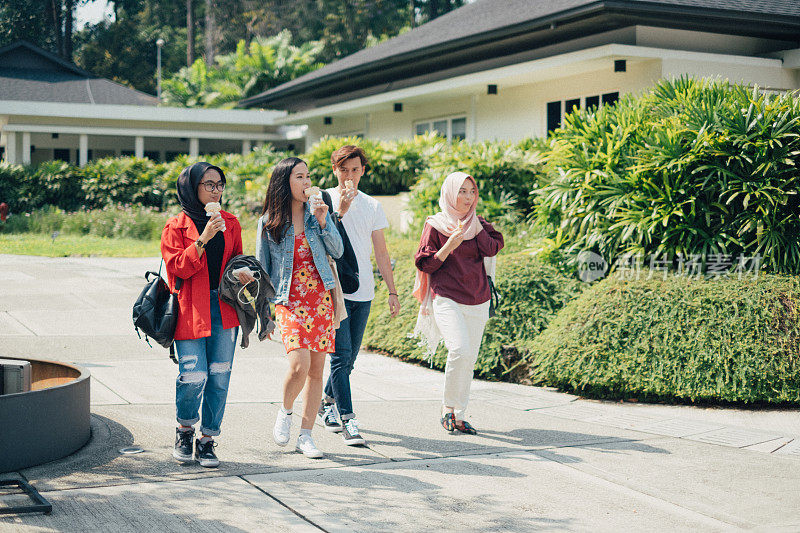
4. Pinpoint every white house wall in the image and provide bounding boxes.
[660,59,797,91]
